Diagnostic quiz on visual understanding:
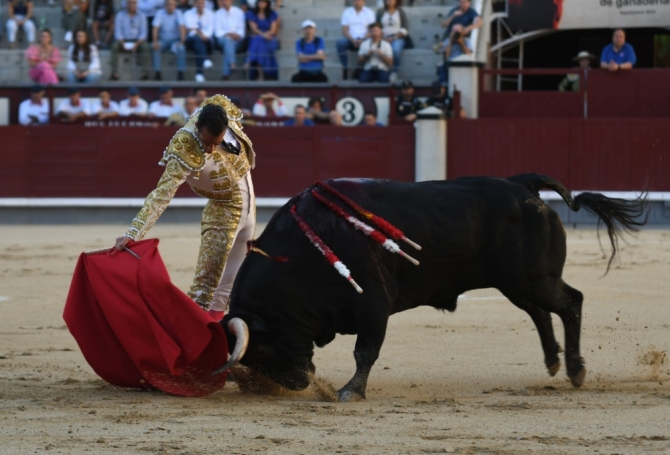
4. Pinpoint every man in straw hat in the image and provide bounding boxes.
[558,50,593,92]
[114,95,257,321]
